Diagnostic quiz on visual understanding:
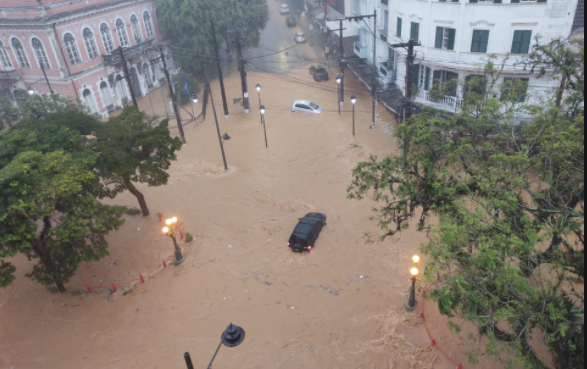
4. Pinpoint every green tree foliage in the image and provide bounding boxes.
[0,94,84,130]
[348,39,584,368]
[155,0,269,73]
[94,108,182,217]
[0,98,126,293]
